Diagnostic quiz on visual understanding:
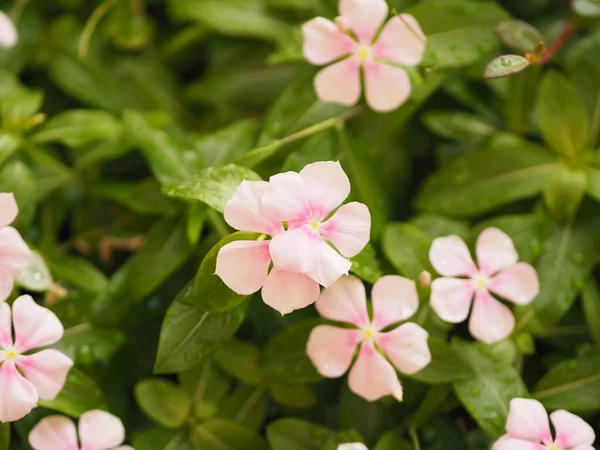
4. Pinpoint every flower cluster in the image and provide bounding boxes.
[0,10,17,48]
[216,161,371,314]
[302,0,426,112]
